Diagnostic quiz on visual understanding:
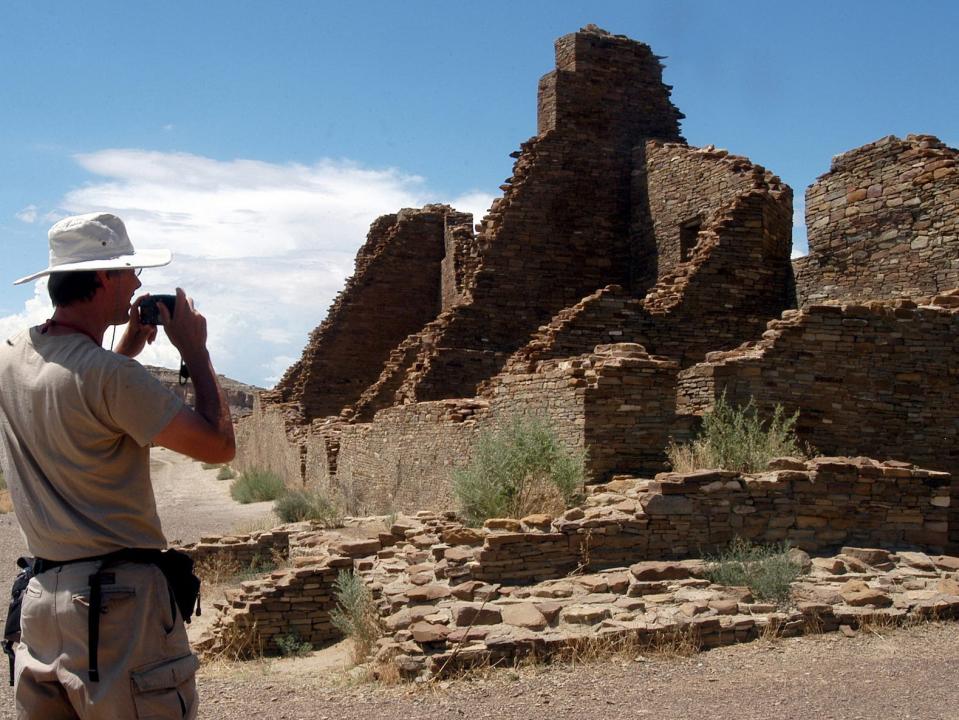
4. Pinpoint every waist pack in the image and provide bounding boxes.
[3,557,35,686]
